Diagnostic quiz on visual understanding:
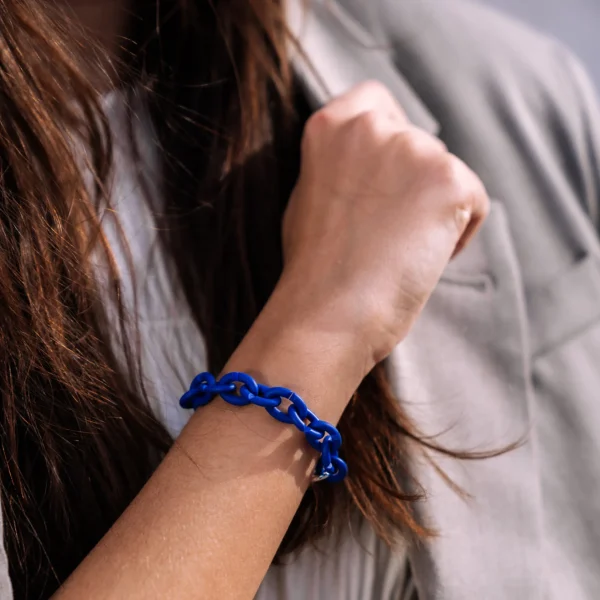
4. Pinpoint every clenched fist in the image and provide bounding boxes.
[277,81,489,364]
